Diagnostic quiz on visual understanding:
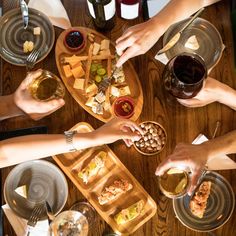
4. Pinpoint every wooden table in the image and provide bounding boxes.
[0,0,235,235]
